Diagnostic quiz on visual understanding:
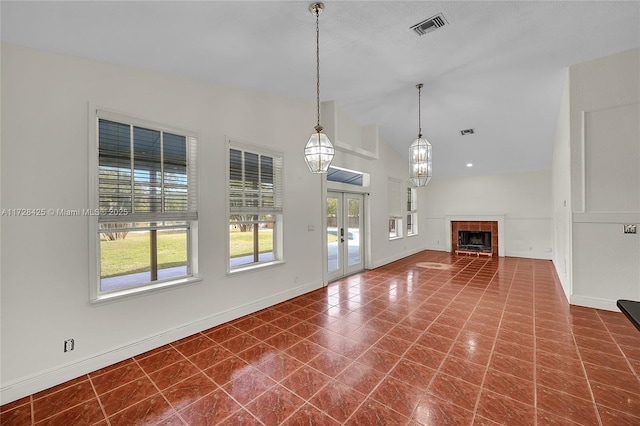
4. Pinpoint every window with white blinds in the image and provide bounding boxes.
[91,111,199,301]
[98,119,198,222]
[229,147,283,216]
[228,141,284,270]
